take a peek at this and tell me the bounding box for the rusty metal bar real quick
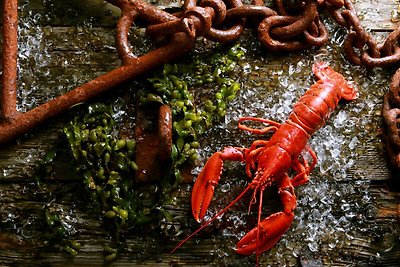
[1,0,19,120]
[0,33,194,145]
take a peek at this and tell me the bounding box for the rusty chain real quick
[143,0,400,169]
[325,0,400,169]
[2,0,400,170]
[145,0,330,51]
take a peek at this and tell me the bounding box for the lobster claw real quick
[236,174,296,255]
[191,147,245,222]
[236,211,294,255]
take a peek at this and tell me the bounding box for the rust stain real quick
[1,0,19,121]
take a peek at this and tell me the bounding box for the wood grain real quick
[1,0,400,266]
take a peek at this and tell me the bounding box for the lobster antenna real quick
[256,187,264,266]
[171,183,254,254]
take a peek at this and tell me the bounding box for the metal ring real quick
[258,15,311,51]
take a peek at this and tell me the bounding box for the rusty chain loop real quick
[146,0,328,51]
[2,0,400,170]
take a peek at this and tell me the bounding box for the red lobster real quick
[172,62,357,262]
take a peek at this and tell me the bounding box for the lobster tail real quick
[312,62,358,101]
[290,62,358,135]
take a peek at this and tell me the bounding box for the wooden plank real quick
[0,181,398,266]
[355,0,400,30]
[0,0,400,266]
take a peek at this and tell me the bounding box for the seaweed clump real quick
[141,44,245,183]
[63,103,156,260]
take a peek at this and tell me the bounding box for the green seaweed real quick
[142,43,245,184]
[63,103,153,231]
[63,103,158,261]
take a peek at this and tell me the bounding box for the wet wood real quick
[1,0,400,266]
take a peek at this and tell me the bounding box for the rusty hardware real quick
[2,0,400,171]
[0,0,337,146]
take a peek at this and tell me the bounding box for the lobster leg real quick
[291,159,311,187]
[238,117,281,135]
[291,146,317,187]
[192,146,246,222]
[236,174,296,255]
[238,117,281,177]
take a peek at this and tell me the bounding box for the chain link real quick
[145,0,329,50]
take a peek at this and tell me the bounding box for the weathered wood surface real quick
[1,0,400,266]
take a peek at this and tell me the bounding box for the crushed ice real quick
[16,3,117,112]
